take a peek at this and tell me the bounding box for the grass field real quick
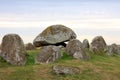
[0,50,120,80]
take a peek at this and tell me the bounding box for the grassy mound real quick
[0,50,120,80]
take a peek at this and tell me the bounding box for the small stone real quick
[25,43,35,50]
[53,65,80,75]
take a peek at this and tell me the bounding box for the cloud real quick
[0,17,120,29]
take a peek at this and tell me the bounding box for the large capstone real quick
[33,24,76,47]
[66,39,90,60]
[90,36,107,55]
[0,34,26,65]
[35,45,62,64]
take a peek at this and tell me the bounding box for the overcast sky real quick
[0,0,120,44]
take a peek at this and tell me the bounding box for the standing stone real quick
[33,24,76,47]
[0,44,1,55]
[0,49,1,56]
[35,45,62,64]
[0,34,26,65]
[66,39,90,60]
[0,44,1,56]
[90,36,107,55]
[118,45,120,48]
[118,45,120,54]
[83,39,89,49]
[25,43,35,50]
[105,43,120,56]
[0,44,1,50]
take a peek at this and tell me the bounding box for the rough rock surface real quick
[105,44,120,56]
[25,43,35,50]
[35,45,62,64]
[0,34,26,65]
[53,65,80,75]
[90,36,107,55]
[33,24,76,47]
[0,50,1,55]
[0,44,1,50]
[0,44,1,55]
[66,39,90,60]
[83,39,89,49]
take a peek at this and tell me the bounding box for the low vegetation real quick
[0,50,120,80]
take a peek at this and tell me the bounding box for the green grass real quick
[0,50,120,80]
[26,50,39,65]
